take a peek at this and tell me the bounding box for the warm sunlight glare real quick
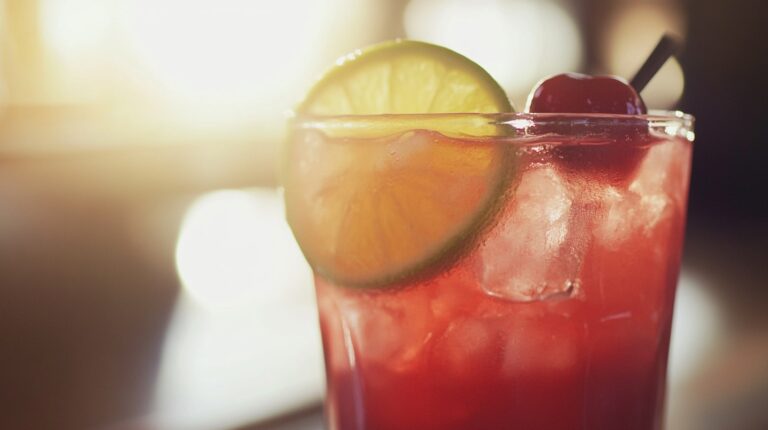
[40,0,112,65]
[39,0,115,100]
[121,0,327,122]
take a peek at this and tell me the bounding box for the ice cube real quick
[337,288,434,372]
[476,167,587,302]
[631,137,691,205]
[593,141,686,248]
[501,312,581,377]
[593,185,669,249]
[432,318,498,381]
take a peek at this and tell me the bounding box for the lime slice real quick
[301,40,512,115]
[284,40,513,287]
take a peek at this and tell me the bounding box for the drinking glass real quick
[287,112,694,430]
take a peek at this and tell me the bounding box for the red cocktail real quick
[283,39,693,430]
[295,114,693,430]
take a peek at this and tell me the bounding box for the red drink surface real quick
[311,126,692,430]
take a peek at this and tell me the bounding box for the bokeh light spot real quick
[603,3,686,109]
[404,0,583,106]
[175,189,312,310]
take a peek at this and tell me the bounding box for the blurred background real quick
[0,0,766,429]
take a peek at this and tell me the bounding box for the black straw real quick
[630,34,681,92]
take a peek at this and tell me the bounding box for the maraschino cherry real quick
[526,73,646,115]
[525,73,648,183]
[524,35,680,184]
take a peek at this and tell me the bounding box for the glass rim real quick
[292,109,692,121]
[290,110,694,141]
